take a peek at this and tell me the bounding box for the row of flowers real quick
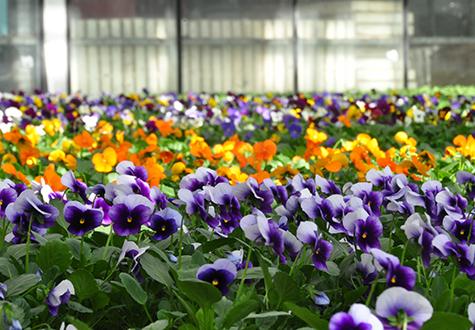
[1,96,474,190]
[1,160,475,329]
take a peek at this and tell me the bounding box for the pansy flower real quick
[296,221,332,270]
[109,194,154,236]
[196,259,237,295]
[148,208,182,241]
[329,303,383,330]
[46,280,75,316]
[375,287,433,330]
[64,201,103,236]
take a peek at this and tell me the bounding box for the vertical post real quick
[66,0,71,93]
[38,0,48,92]
[402,0,409,88]
[176,0,183,94]
[291,0,298,94]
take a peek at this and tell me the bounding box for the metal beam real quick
[403,0,409,88]
[176,0,183,94]
[292,0,299,93]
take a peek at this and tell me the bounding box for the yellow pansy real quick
[92,147,117,173]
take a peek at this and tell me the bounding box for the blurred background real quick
[0,0,474,94]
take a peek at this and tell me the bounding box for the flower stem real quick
[143,304,153,323]
[101,226,113,259]
[448,265,457,312]
[0,219,9,250]
[25,218,33,273]
[177,219,184,271]
[365,280,377,306]
[237,245,253,298]
[80,235,85,267]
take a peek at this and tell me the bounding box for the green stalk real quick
[0,219,9,250]
[80,235,85,267]
[448,265,457,312]
[101,226,113,259]
[365,280,377,306]
[25,218,33,273]
[236,245,253,298]
[177,219,184,271]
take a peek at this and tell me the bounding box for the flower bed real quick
[0,89,474,329]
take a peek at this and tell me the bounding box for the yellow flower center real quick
[362,232,368,239]
[390,276,397,284]
[79,218,85,225]
[212,280,219,286]
[460,230,465,236]
[315,248,320,255]
[161,225,167,232]
[127,217,133,223]
[0,200,3,206]
[223,219,229,223]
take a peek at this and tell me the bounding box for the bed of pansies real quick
[0,87,475,329]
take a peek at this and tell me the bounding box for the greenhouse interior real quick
[1,0,475,329]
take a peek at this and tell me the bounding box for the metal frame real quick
[176,0,183,94]
[402,0,409,88]
[61,0,412,94]
[65,0,71,93]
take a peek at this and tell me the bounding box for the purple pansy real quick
[116,160,148,181]
[296,221,332,270]
[196,259,237,295]
[61,171,88,203]
[109,194,154,236]
[457,171,475,200]
[148,208,182,241]
[0,187,17,217]
[329,303,383,330]
[436,189,467,220]
[371,249,416,290]
[117,240,149,272]
[5,190,59,243]
[375,287,433,330]
[46,280,75,316]
[63,201,103,236]
[343,208,383,252]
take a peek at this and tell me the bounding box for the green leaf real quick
[119,272,148,305]
[284,302,329,330]
[143,320,169,330]
[66,238,91,261]
[140,253,174,288]
[177,280,222,308]
[5,274,41,297]
[269,272,300,308]
[67,301,93,314]
[421,312,471,330]
[69,270,99,301]
[66,316,93,330]
[222,299,259,328]
[0,257,17,278]
[37,240,72,273]
[245,311,291,319]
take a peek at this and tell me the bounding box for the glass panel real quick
[297,0,403,91]
[0,0,42,92]
[408,0,475,86]
[181,0,294,93]
[69,0,177,95]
